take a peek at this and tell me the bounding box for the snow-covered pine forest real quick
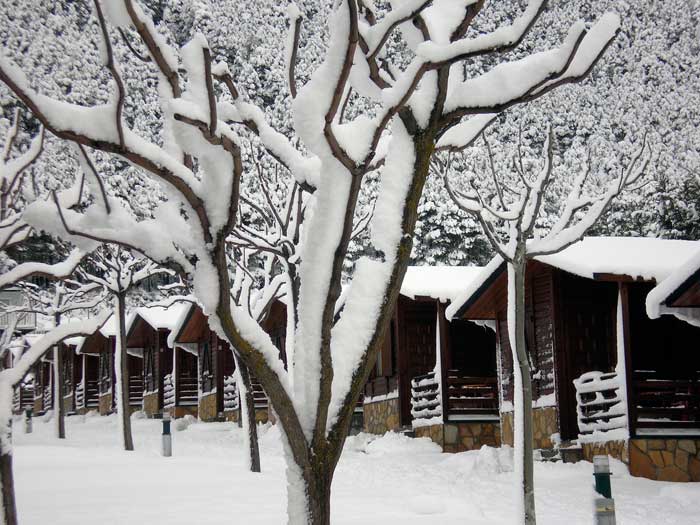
[0,1,699,524]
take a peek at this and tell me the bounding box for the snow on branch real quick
[0,248,86,290]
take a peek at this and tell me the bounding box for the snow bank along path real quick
[12,414,700,524]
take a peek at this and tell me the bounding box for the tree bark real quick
[115,292,134,451]
[53,349,65,439]
[0,423,17,525]
[53,311,65,439]
[236,358,260,473]
[508,260,536,525]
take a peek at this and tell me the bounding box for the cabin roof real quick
[447,237,699,320]
[126,303,189,336]
[98,314,118,337]
[400,265,484,303]
[167,302,199,348]
[646,246,700,325]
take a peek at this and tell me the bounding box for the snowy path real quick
[12,414,700,524]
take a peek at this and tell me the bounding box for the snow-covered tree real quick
[0,1,622,523]
[442,127,650,524]
[78,244,166,451]
[0,313,109,525]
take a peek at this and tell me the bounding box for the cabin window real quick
[62,353,73,396]
[144,346,157,392]
[200,341,214,393]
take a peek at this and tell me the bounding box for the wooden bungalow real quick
[30,357,53,415]
[448,237,700,481]
[362,266,500,452]
[170,301,287,423]
[647,247,700,327]
[125,304,190,418]
[76,316,144,416]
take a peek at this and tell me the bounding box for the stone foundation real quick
[167,406,198,418]
[581,440,629,465]
[33,397,43,415]
[415,421,500,452]
[143,391,160,417]
[98,393,113,415]
[363,396,400,434]
[199,392,218,422]
[629,438,700,482]
[501,407,558,449]
[255,408,268,423]
[223,409,238,423]
[63,395,74,414]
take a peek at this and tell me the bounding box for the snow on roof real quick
[535,237,698,282]
[167,302,197,349]
[646,245,700,326]
[447,237,699,320]
[400,265,484,304]
[98,314,117,337]
[131,303,190,332]
[65,336,86,352]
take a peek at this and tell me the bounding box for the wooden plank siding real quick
[495,263,557,406]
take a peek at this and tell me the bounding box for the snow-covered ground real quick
[12,413,699,524]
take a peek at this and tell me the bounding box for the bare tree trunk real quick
[53,315,65,440]
[115,292,134,451]
[508,260,536,525]
[236,358,260,473]
[0,420,17,525]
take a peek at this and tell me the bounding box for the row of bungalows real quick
[28,300,288,423]
[444,237,700,482]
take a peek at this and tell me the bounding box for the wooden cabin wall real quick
[199,329,218,395]
[397,296,438,426]
[554,273,617,440]
[496,264,557,405]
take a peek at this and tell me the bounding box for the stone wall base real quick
[199,392,218,422]
[581,440,629,465]
[220,407,268,424]
[629,438,700,482]
[63,395,74,414]
[501,407,558,449]
[167,405,198,418]
[33,398,44,415]
[98,393,113,415]
[143,391,160,417]
[579,437,700,482]
[255,408,268,423]
[414,421,500,453]
[224,409,239,423]
[363,397,400,434]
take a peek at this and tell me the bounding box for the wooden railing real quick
[574,371,627,436]
[445,372,498,418]
[177,375,199,406]
[75,381,85,409]
[252,382,268,409]
[634,371,700,431]
[364,376,398,399]
[128,375,143,406]
[43,384,52,410]
[224,374,238,410]
[163,374,175,408]
[85,379,99,408]
[411,371,441,420]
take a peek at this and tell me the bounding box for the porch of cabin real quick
[127,319,167,417]
[75,353,100,414]
[363,295,499,451]
[557,276,700,481]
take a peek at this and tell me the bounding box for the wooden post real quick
[619,283,636,438]
[438,301,450,421]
